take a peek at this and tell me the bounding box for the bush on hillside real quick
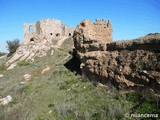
[0,52,6,57]
[147,33,160,36]
[6,39,20,56]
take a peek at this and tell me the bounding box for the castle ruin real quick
[73,19,112,55]
[5,19,75,68]
[23,19,74,44]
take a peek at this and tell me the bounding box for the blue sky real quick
[0,0,160,52]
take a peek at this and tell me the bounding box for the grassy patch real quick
[18,60,30,66]
[126,92,160,118]
[1,37,159,120]
[126,92,142,103]
[58,48,69,53]
[61,38,74,50]
[79,77,90,83]
[0,64,7,72]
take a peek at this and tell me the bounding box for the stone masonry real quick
[73,19,160,94]
[73,19,112,60]
[23,19,74,44]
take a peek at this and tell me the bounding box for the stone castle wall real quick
[73,19,112,59]
[80,35,160,94]
[73,19,160,94]
[24,23,37,43]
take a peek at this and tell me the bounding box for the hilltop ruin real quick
[23,19,74,44]
[6,19,74,69]
[4,18,160,95]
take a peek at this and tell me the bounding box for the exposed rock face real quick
[73,19,160,94]
[6,19,74,69]
[5,41,51,67]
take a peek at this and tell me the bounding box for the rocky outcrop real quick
[73,19,160,94]
[5,41,51,68]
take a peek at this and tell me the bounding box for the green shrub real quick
[59,85,68,90]
[92,112,101,120]
[6,39,20,56]
[136,102,157,114]
[126,92,142,103]
[48,104,54,108]
[64,79,77,85]
[127,92,160,118]
[80,77,89,83]
[92,81,98,87]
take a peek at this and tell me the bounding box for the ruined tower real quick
[73,19,113,54]
[23,19,75,44]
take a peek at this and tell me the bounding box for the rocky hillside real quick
[0,37,149,120]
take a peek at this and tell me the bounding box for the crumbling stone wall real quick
[63,25,75,37]
[23,19,75,44]
[24,23,37,43]
[73,19,160,94]
[68,27,75,37]
[81,35,160,94]
[73,19,112,58]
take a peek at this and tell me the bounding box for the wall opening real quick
[29,25,33,33]
[69,33,71,36]
[50,33,53,35]
[30,37,34,42]
[56,33,60,37]
[81,22,85,27]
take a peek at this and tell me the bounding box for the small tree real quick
[0,52,6,57]
[6,39,20,56]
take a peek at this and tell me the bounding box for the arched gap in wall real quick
[29,25,33,33]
